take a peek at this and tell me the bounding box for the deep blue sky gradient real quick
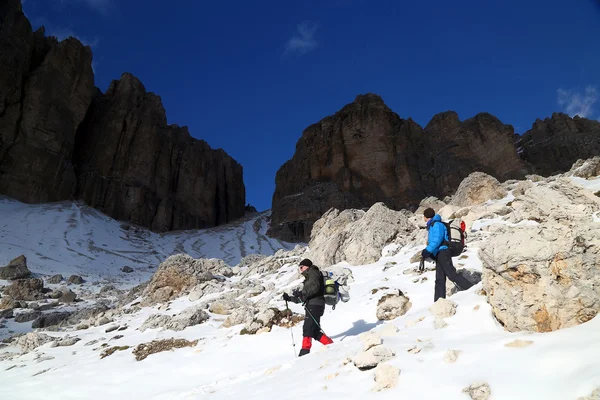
[22,0,600,211]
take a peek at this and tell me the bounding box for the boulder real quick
[352,344,395,371]
[309,203,416,266]
[0,255,31,280]
[51,336,81,348]
[140,305,209,332]
[189,281,225,302]
[372,363,400,391]
[142,254,231,305]
[121,266,134,273]
[209,299,242,315]
[430,298,457,319]
[32,311,71,329]
[16,332,54,353]
[446,269,481,297]
[566,157,600,179]
[376,289,412,321]
[14,310,41,323]
[58,287,77,303]
[47,274,63,284]
[359,332,382,351]
[0,309,14,319]
[450,172,507,207]
[415,196,446,216]
[3,278,44,300]
[242,308,303,335]
[462,382,492,400]
[68,275,84,285]
[578,388,600,400]
[222,306,256,328]
[479,218,600,332]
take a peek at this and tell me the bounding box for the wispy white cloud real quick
[557,86,598,118]
[285,21,319,55]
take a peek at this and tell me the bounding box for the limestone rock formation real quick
[0,1,245,233]
[480,179,600,332]
[308,202,416,266]
[74,73,245,231]
[142,254,231,305]
[270,95,528,242]
[450,172,508,207]
[519,113,600,176]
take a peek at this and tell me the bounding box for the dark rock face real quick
[0,255,31,280]
[269,94,529,242]
[519,113,600,176]
[0,1,246,232]
[74,74,245,231]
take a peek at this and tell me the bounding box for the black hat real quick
[423,208,435,219]
[299,258,313,267]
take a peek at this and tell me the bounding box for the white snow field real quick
[0,176,599,400]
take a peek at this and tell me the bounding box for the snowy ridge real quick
[1,176,600,399]
[0,197,295,287]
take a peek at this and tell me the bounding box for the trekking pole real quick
[285,300,297,358]
[304,305,328,337]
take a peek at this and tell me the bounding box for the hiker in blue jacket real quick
[421,208,473,302]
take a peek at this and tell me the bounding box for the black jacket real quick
[300,265,325,307]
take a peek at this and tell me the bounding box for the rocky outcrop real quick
[269,95,529,242]
[74,73,245,231]
[308,202,416,266]
[142,254,232,305]
[0,1,95,203]
[519,113,600,177]
[0,255,31,280]
[480,179,600,332]
[449,172,507,207]
[0,1,245,232]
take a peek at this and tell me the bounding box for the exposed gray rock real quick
[222,306,256,328]
[142,254,230,305]
[16,332,54,353]
[51,336,80,348]
[0,255,31,280]
[352,345,395,371]
[58,287,77,303]
[14,310,41,323]
[189,281,225,302]
[0,309,14,319]
[121,266,134,273]
[32,312,72,329]
[376,289,412,321]
[3,278,44,300]
[309,203,417,266]
[430,298,457,319]
[46,274,63,284]
[140,305,209,332]
[372,363,400,392]
[68,275,84,285]
[450,172,507,207]
[462,382,491,400]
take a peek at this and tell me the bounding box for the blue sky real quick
[22,0,600,211]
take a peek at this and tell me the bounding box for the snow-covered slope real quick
[0,197,295,287]
[1,176,600,400]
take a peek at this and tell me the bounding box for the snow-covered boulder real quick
[142,254,231,305]
[565,157,600,179]
[463,382,491,400]
[430,298,457,319]
[372,363,400,391]
[140,305,209,332]
[309,203,416,266]
[376,289,412,321]
[16,332,54,353]
[352,344,395,371]
[359,332,382,351]
[450,172,507,207]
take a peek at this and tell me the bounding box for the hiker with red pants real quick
[283,258,333,357]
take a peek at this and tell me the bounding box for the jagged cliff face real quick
[269,95,532,242]
[74,74,245,231]
[0,0,246,232]
[519,112,600,176]
[0,0,95,202]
